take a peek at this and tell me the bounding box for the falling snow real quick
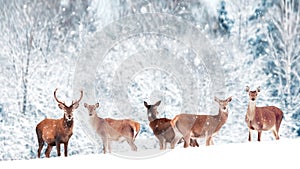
[0,0,300,162]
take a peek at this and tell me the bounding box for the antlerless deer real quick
[35,88,83,158]
[84,103,140,154]
[170,96,232,148]
[245,86,283,141]
[144,100,198,150]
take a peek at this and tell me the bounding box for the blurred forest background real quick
[0,0,299,160]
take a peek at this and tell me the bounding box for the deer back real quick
[102,118,137,140]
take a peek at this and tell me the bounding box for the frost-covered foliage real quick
[219,0,300,139]
[0,0,300,161]
[217,1,234,35]
[0,0,97,160]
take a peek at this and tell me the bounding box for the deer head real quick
[144,100,161,122]
[54,88,83,121]
[84,103,99,116]
[245,86,260,102]
[214,96,232,112]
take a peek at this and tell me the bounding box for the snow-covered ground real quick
[2,138,299,169]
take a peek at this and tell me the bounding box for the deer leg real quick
[190,139,199,147]
[36,129,44,158]
[37,140,44,158]
[163,139,167,150]
[206,136,212,146]
[272,130,279,140]
[257,131,262,141]
[126,138,137,151]
[195,139,199,147]
[189,139,194,147]
[207,137,214,146]
[183,135,191,148]
[170,136,181,149]
[102,138,108,154]
[108,140,112,153]
[64,142,68,157]
[276,115,283,139]
[56,141,61,157]
[159,140,164,150]
[160,137,167,150]
[45,145,53,158]
[275,120,281,140]
[248,129,252,142]
[157,136,164,150]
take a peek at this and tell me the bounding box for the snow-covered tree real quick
[223,0,300,138]
[0,0,96,160]
[262,0,300,136]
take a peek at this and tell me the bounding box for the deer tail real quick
[170,115,179,128]
[36,125,43,144]
[276,110,284,132]
[134,122,140,139]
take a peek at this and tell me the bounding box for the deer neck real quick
[148,110,158,122]
[218,108,228,121]
[247,101,256,121]
[148,115,157,122]
[63,116,73,128]
[90,114,99,124]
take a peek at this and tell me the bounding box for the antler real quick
[54,88,65,105]
[72,90,83,106]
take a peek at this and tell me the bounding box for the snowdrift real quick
[2,138,299,169]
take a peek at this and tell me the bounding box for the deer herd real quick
[36,86,284,158]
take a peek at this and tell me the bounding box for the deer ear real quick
[227,96,232,102]
[58,103,65,110]
[144,101,148,107]
[214,97,220,103]
[154,100,161,107]
[246,86,250,92]
[95,103,100,108]
[84,103,88,108]
[257,86,261,92]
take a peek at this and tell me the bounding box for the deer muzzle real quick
[65,114,73,121]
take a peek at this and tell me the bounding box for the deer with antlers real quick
[144,100,199,150]
[35,88,83,158]
[170,96,232,148]
[245,86,283,141]
[84,102,140,154]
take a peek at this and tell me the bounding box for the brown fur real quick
[144,101,199,150]
[84,103,140,154]
[170,96,232,148]
[245,86,283,141]
[36,89,83,158]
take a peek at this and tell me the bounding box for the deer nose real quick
[68,115,72,119]
[223,107,226,110]
[251,98,255,101]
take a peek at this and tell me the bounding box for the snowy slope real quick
[1,138,299,169]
